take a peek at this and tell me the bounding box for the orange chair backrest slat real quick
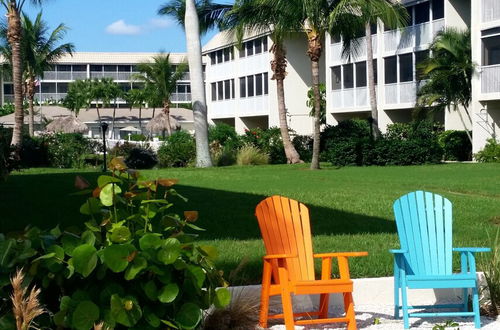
[255,196,316,282]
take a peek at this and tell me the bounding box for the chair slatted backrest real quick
[255,196,316,282]
[393,191,453,276]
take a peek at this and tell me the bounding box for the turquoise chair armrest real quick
[453,247,491,253]
[389,249,408,254]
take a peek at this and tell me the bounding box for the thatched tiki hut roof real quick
[46,116,88,134]
[146,112,179,133]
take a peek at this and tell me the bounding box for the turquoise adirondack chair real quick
[391,191,490,329]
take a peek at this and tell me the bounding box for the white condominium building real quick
[471,0,500,153]
[203,30,322,135]
[0,52,195,106]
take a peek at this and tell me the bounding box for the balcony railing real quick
[42,71,88,80]
[481,64,500,94]
[384,19,444,53]
[385,82,417,105]
[171,93,191,102]
[4,93,67,103]
[483,0,500,23]
[331,87,368,110]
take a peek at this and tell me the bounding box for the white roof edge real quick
[202,29,272,54]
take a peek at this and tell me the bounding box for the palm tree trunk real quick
[185,0,212,167]
[139,105,143,135]
[96,103,102,125]
[307,31,323,170]
[271,43,302,164]
[366,23,380,140]
[7,4,23,149]
[454,104,472,144]
[163,101,172,136]
[111,100,117,139]
[28,79,36,137]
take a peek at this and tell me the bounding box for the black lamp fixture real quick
[101,122,109,172]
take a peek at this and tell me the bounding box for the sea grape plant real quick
[0,157,230,329]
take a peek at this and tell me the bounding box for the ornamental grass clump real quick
[10,269,45,330]
[480,229,500,316]
[236,145,269,165]
[0,157,230,329]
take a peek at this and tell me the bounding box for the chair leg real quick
[278,267,295,330]
[343,292,357,330]
[472,286,481,329]
[462,288,469,312]
[394,276,400,319]
[259,260,272,328]
[401,285,410,329]
[319,293,329,318]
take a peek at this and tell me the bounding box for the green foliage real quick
[475,139,500,163]
[210,142,237,167]
[323,120,443,166]
[480,229,500,316]
[0,159,229,329]
[439,130,472,161]
[432,320,459,330]
[306,83,326,124]
[241,127,286,164]
[208,123,241,150]
[0,126,11,180]
[19,136,50,167]
[125,147,158,169]
[129,134,148,142]
[292,135,313,162]
[0,103,14,116]
[110,141,136,159]
[236,145,269,165]
[157,131,196,167]
[44,133,101,168]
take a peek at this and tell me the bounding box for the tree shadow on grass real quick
[0,171,397,238]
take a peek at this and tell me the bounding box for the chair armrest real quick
[263,254,297,260]
[314,251,368,259]
[389,249,408,254]
[453,247,491,253]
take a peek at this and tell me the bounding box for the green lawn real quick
[1,163,499,285]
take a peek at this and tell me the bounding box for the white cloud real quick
[149,18,173,29]
[105,20,142,35]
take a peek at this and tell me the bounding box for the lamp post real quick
[101,122,109,172]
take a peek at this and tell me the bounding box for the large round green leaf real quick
[103,244,134,273]
[124,256,147,280]
[72,300,99,330]
[187,265,205,290]
[80,197,102,215]
[158,283,179,303]
[100,183,122,207]
[175,303,202,329]
[214,288,231,308]
[97,175,122,188]
[139,234,162,250]
[143,280,158,301]
[144,306,161,327]
[110,226,131,244]
[157,238,181,265]
[110,294,142,327]
[71,244,97,278]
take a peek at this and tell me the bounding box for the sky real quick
[22,0,232,53]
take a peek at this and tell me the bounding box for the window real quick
[119,83,131,92]
[264,73,269,94]
[255,73,263,96]
[57,83,69,93]
[331,66,341,90]
[118,65,131,72]
[483,35,500,65]
[371,23,377,35]
[210,52,216,65]
[246,41,254,56]
[355,62,367,87]
[399,53,413,82]
[415,50,429,79]
[432,0,444,20]
[41,82,56,93]
[331,34,341,44]
[263,37,268,52]
[231,79,235,97]
[414,2,430,24]
[255,39,262,54]
[224,80,231,99]
[178,85,186,93]
[57,65,71,72]
[72,65,86,72]
[247,75,255,96]
[343,64,354,89]
[407,6,414,26]
[223,48,230,62]
[90,65,102,72]
[216,50,223,63]
[104,65,117,72]
[373,59,378,85]
[239,47,245,58]
[217,81,223,100]
[240,77,246,97]
[385,56,397,84]
[3,84,13,95]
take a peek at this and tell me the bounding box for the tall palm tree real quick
[90,78,104,124]
[20,12,74,136]
[133,53,186,137]
[223,0,303,164]
[352,0,407,139]
[125,88,147,135]
[99,78,122,139]
[0,0,46,148]
[417,28,475,144]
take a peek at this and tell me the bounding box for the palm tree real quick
[63,81,87,117]
[125,88,147,135]
[20,12,74,136]
[0,0,46,148]
[90,78,105,124]
[133,53,186,137]
[99,78,122,139]
[223,0,303,164]
[417,28,474,144]
[351,0,407,139]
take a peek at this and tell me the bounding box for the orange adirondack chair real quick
[255,195,368,330]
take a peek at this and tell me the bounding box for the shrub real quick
[19,136,49,167]
[109,141,136,159]
[292,135,313,162]
[0,103,14,116]
[0,126,11,180]
[438,130,472,161]
[43,133,99,168]
[211,142,237,167]
[236,145,269,165]
[209,123,241,150]
[157,130,195,167]
[475,139,500,163]
[129,134,147,142]
[125,147,158,169]
[241,127,286,164]
[0,159,230,329]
